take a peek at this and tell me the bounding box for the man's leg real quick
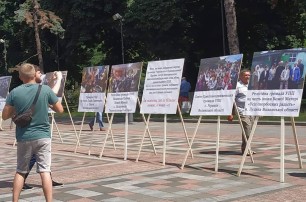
[23,154,36,189]
[240,115,253,154]
[12,172,25,202]
[40,172,53,202]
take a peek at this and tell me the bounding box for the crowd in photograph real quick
[250,59,304,90]
[195,61,240,92]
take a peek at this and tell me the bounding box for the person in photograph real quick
[96,68,108,92]
[215,76,224,90]
[267,64,276,89]
[259,65,269,90]
[297,59,304,79]
[2,63,64,202]
[291,62,301,89]
[207,76,217,90]
[228,69,256,155]
[81,68,95,93]
[273,61,285,89]
[252,65,260,90]
[280,65,290,89]
[110,68,127,93]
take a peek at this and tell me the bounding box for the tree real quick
[15,0,64,72]
[223,0,240,54]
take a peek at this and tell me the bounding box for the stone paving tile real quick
[1,121,306,201]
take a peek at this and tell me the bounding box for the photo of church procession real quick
[1,1,306,201]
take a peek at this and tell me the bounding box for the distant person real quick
[2,63,64,202]
[228,69,256,155]
[89,112,105,131]
[178,77,191,106]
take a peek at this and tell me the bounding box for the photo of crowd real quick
[43,71,68,97]
[80,66,109,93]
[249,49,306,90]
[195,54,242,92]
[0,76,11,99]
[108,62,142,93]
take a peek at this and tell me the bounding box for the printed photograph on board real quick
[190,54,242,116]
[0,76,11,99]
[195,54,242,92]
[43,71,68,97]
[249,48,306,90]
[244,48,306,117]
[108,63,142,93]
[80,66,109,93]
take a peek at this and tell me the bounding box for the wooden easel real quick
[181,102,254,171]
[74,112,116,154]
[136,102,193,166]
[50,95,79,144]
[237,116,303,182]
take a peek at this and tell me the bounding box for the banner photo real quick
[78,66,109,112]
[190,54,242,115]
[140,58,184,114]
[245,48,306,117]
[43,71,68,99]
[105,62,142,113]
[0,76,11,111]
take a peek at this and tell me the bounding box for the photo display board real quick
[0,76,11,111]
[105,62,142,113]
[43,71,68,99]
[140,58,184,114]
[190,54,242,115]
[78,66,109,112]
[245,48,306,117]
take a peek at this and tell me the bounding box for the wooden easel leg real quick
[136,114,153,162]
[177,104,193,158]
[237,116,259,176]
[181,116,202,169]
[63,95,80,145]
[106,113,116,150]
[99,113,114,158]
[163,114,167,166]
[74,112,86,153]
[280,116,285,183]
[215,116,221,172]
[290,117,303,169]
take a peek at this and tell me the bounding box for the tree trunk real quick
[223,0,240,54]
[33,0,44,72]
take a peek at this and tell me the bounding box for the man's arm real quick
[2,104,16,120]
[49,101,64,113]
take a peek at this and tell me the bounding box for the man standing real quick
[179,77,191,105]
[22,65,63,190]
[228,69,255,155]
[2,63,64,202]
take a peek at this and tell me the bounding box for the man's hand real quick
[227,115,234,122]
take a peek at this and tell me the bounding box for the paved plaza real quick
[1,116,306,201]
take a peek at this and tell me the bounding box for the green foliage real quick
[14,0,65,38]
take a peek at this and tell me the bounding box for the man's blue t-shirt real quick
[6,83,59,142]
